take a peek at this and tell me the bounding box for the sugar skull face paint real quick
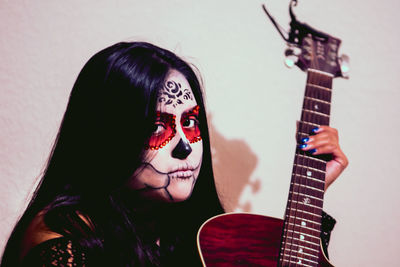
[145,113,176,150]
[181,105,201,144]
[129,70,203,202]
[145,105,201,150]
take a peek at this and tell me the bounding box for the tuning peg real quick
[284,46,301,68]
[339,54,350,78]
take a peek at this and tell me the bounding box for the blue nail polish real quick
[310,148,317,154]
[301,137,309,143]
[312,127,319,133]
[299,144,307,149]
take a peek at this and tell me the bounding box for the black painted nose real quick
[172,138,192,159]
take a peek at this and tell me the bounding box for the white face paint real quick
[128,70,203,202]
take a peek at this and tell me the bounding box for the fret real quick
[286,207,322,219]
[280,245,319,260]
[285,208,322,226]
[282,235,320,248]
[293,164,326,174]
[295,154,327,165]
[285,215,321,233]
[294,154,327,174]
[281,258,316,267]
[292,166,326,181]
[288,199,323,210]
[302,108,330,118]
[298,120,320,128]
[308,68,334,78]
[307,70,333,86]
[291,172,325,190]
[304,96,331,105]
[306,83,331,92]
[288,190,323,207]
[282,236,320,252]
[281,248,319,264]
[281,250,319,263]
[285,222,322,238]
[280,247,319,259]
[304,88,332,106]
[292,174,324,187]
[287,222,321,236]
[293,166,326,181]
[284,229,320,243]
[304,101,330,116]
[298,132,309,137]
[288,206,322,225]
[290,191,324,203]
[285,213,322,228]
[301,110,329,125]
[291,182,324,193]
[289,184,324,201]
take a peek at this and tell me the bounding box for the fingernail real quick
[301,137,309,143]
[310,148,317,154]
[299,144,307,149]
[312,127,319,133]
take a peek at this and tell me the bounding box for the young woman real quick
[1,42,347,266]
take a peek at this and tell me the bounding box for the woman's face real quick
[129,70,203,202]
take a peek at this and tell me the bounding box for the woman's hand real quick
[299,126,348,190]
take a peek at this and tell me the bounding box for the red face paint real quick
[145,106,201,150]
[145,112,176,150]
[181,105,202,144]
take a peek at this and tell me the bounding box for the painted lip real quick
[168,162,199,178]
[169,169,194,179]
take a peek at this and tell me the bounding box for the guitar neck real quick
[279,69,333,266]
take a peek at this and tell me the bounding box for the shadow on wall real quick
[208,115,260,212]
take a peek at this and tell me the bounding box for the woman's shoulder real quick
[20,210,63,259]
[20,209,93,264]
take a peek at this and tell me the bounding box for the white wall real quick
[1,1,399,266]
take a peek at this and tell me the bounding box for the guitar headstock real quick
[285,23,348,78]
[262,0,349,78]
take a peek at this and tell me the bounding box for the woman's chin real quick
[167,176,196,202]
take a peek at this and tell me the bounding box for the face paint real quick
[145,106,202,150]
[132,161,201,202]
[181,105,201,144]
[158,80,194,108]
[145,112,176,150]
[130,70,203,203]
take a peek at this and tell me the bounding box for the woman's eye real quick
[182,118,198,128]
[152,123,166,135]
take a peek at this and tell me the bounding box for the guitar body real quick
[198,213,333,267]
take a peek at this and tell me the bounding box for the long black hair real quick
[1,42,224,266]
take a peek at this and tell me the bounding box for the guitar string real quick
[290,79,310,266]
[304,72,320,267]
[296,72,329,266]
[282,71,332,267]
[295,72,313,266]
[307,73,320,266]
[286,72,313,267]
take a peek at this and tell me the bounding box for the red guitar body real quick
[197,213,333,267]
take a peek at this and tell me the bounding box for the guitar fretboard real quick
[279,69,333,267]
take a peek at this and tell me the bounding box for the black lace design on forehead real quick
[158,80,193,108]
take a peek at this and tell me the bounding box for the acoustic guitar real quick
[197,6,348,267]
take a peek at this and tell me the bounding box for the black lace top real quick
[22,238,87,267]
[21,212,336,266]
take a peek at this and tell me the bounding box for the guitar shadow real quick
[208,116,260,212]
